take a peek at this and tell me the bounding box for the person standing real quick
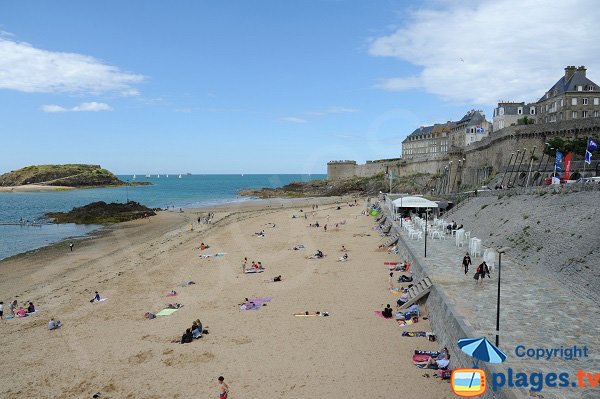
[462,253,472,275]
[0,301,3,321]
[69,242,74,252]
[218,376,229,399]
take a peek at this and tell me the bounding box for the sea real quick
[0,174,324,260]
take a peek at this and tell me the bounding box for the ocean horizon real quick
[0,173,325,260]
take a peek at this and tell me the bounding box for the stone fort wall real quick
[328,118,600,188]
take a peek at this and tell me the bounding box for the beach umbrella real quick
[458,337,507,367]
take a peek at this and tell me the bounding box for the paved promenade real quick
[391,217,600,399]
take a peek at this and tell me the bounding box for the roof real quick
[392,196,438,208]
[402,125,434,142]
[538,68,600,102]
[456,110,486,126]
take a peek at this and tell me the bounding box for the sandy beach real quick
[0,197,452,399]
[0,185,74,192]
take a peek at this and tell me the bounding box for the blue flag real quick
[585,150,592,165]
[555,150,563,171]
[588,138,598,152]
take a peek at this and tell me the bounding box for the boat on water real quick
[166,174,169,178]
[145,174,150,178]
[157,174,160,178]
[178,174,182,178]
[133,174,136,179]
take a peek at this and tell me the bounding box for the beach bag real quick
[428,335,436,342]
[438,369,451,380]
[473,273,480,280]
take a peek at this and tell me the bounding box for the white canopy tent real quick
[391,196,439,220]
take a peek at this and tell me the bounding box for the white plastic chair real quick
[483,249,496,272]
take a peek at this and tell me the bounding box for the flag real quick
[564,153,572,179]
[554,150,563,171]
[588,138,598,152]
[585,150,592,165]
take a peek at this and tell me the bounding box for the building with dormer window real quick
[536,66,600,123]
[401,123,451,160]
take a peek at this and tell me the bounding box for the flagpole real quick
[582,135,590,185]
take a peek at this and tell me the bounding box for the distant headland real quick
[0,164,151,191]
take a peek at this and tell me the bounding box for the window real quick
[499,120,505,129]
[594,98,599,105]
[594,111,599,117]
[588,85,595,91]
[530,107,535,115]
[560,99,564,107]
[582,111,589,118]
[577,85,583,91]
[518,107,523,115]
[499,107,504,115]
[572,111,578,119]
[572,98,578,106]
[583,98,588,105]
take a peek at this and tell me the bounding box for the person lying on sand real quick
[337,253,349,262]
[16,307,27,317]
[293,244,305,250]
[200,242,210,251]
[296,311,329,316]
[166,303,184,309]
[309,250,325,259]
[273,275,282,282]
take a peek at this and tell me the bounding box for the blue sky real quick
[1,1,599,174]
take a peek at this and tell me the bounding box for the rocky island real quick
[46,201,156,224]
[0,164,150,191]
[239,173,432,198]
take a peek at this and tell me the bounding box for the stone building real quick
[536,66,600,123]
[492,101,537,131]
[401,123,451,160]
[449,109,491,147]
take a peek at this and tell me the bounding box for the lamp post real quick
[495,247,510,347]
[424,209,430,258]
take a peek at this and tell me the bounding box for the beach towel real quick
[401,331,428,337]
[166,293,177,297]
[241,297,272,311]
[414,350,440,357]
[397,318,414,327]
[373,310,395,320]
[92,298,108,304]
[156,308,179,316]
[389,288,401,295]
[412,354,432,363]
[294,312,329,317]
[244,269,264,274]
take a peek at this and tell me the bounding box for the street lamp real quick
[495,247,510,347]
[424,209,430,258]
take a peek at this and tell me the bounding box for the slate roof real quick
[402,125,434,142]
[538,68,600,102]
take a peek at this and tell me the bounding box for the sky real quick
[1,0,599,174]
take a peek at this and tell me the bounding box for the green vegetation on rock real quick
[46,201,156,224]
[0,164,150,188]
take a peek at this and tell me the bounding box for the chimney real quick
[565,65,577,80]
[577,65,587,77]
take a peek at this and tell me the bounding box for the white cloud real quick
[0,37,144,95]
[280,116,307,124]
[41,104,68,113]
[368,0,600,105]
[41,102,113,113]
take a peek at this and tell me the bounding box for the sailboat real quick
[133,174,136,179]
[166,174,169,178]
[178,174,182,178]
[157,174,160,178]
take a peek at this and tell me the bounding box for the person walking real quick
[69,242,74,252]
[474,262,491,286]
[462,253,472,275]
[218,376,229,399]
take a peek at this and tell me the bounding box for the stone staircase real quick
[398,276,433,310]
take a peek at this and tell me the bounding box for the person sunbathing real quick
[424,355,450,370]
[396,290,410,307]
[293,244,305,250]
[273,275,282,282]
[382,304,393,318]
[338,253,349,261]
[397,275,413,283]
[48,318,62,330]
[315,250,324,258]
[166,303,183,309]
[181,328,193,344]
[15,307,27,317]
[191,322,202,339]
